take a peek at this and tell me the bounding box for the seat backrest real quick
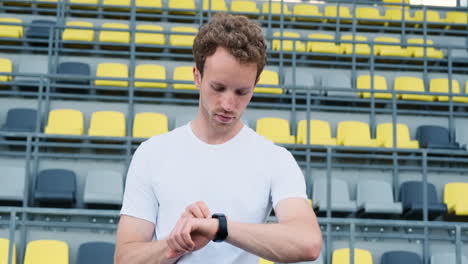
[0,165,26,201]
[85,170,123,196]
[357,75,387,90]
[444,182,468,210]
[429,78,460,94]
[133,112,169,138]
[36,169,76,193]
[381,250,422,264]
[431,253,468,264]
[0,238,16,264]
[96,63,128,78]
[90,111,125,132]
[324,6,352,17]
[262,2,291,14]
[332,248,373,264]
[230,0,259,12]
[257,70,279,86]
[336,121,371,144]
[24,240,68,264]
[297,120,333,143]
[47,109,84,130]
[394,76,425,92]
[376,123,412,146]
[77,242,115,264]
[313,178,352,205]
[356,7,381,18]
[399,181,439,208]
[414,10,441,21]
[173,66,194,81]
[203,0,227,10]
[357,180,395,206]
[416,125,450,146]
[256,117,291,138]
[65,21,93,30]
[3,108,37,132]
[445,11,468,23]
[57,62,90,76]
[102,22,129,30]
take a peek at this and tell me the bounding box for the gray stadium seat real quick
[25,20,56,46]
[321,74,356,97]
[399,181,447,220]
[77,241,115,264]
[356,180,402,217]
[313,178,357,215]
[0,165,25,205]
[416,125,461,150]
[84,170,123,209]
[381,250,422,264]
[56,62,91,85]
[34,169,76,208]
[431,253,468,264]
[1,108,37,133]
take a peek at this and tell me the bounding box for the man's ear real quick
[193,66,201,89]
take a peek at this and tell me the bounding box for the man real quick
[115,13,322,264]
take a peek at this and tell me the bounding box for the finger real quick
[181,219,195,250]
[174,218,193,251]
[166,249,185,259]
[188,204,205,218]
[170,219,190,252]
[196,201,212,218]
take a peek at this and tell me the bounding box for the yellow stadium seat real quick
[0,18,23,39]
[103,0,130,11]
[256,117,295,144]
[70,0,99,9]
[414,10,444,26]
[460,81,468,103]
[255,70,282,94]
[173,66,196,90]
[407,38,443,59]
[170,26,197,48]
[203,0,227,12]
[332,248,373,264]
[230,0,259,16]
[62,21,94,43]
[272,31,306,52]
[37,0,59,8]
[307,34,341,54]
[324,6,353,23]
[337,121,378,147]
[296,120,337,145]
[24,240,68,264]
[382,0,410,9]
[373,37,412,57]
[258,258,274,264]
[134,64,167,88]
[44,109,84,136]
[383,9,414,25]
[3,0,31,7]
[95,63,129,87]
[445,11,467,27]
[357,75,392,99]
[99,23,130,45]
[429,78,462,102]
[341,35,371,55]
[394,76,434,101]
[444,182,468,216]
[136,0,162,13]
[262,2,292,20]
[356,7,385,25]
[376,123,419,149]
[0,238,16,264]
[293,4,323,22]
[135,25,165,46]
[168,0,196,15]
[88,111,126,137]
[133,112,168,138]
[0,58,13,82]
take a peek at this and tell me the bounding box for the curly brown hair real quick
[193,13,267,81]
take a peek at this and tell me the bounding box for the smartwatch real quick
[212,213,228,242]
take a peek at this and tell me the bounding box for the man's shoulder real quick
[141,124,189,149]
[243,126,291,157]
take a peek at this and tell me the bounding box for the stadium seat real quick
[407,38,443,59]
[84,170,123,208]
[88,111,126,137]
[399,181,447,220]
[2,108,37,133]
[293,4,323,22]
[383,8,414,25]
[255,70,282,94]
[373,37,412,57]
[381,251,422,264]
[272,31,306,53]
[203,0,228,12]
[445,11,467,28]
[24,240,68,264]
[0,58,13,82]
[0,238,16,264]
[394,76,434,101]
[313,178,357,214]
[322,74,353,97]
[307,34,341,54]
[102,0,130,11]
[258,258,273,264]
[0,17,23,39]
[356,7,385,25]
[416,125,460,149]
[168,0,196,15]
[376,123,419,149]
[444,182,468,216]
[135,25,165,46]
[324,6,353,23]
[134,64,167,88]
[261,2,292,20]
[230,0,259,17]
[336,121,378,147]
[77,242,115,264]
[44,109,84,136]
[69,0,99,9]
[34,169,76,208]
[296,120,337,145]
[170,26,197,48]
[256,117,295,144]
[429,78,462,102]
[99,23,130,45]
[56,62,91,85]
[414,10,444,26]
[356,75,392,99]
[340,35,371,55]
[136,0,162,13]
[25,20,56,45]
[0,166,25,205]
[431,253,468,264]
[357,180,403,216]
[62,21,94,43]
[173,66,196,90]
[332,248,372,264]
[133,112,169,138]
[95,63,129,87]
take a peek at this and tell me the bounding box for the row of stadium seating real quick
[1,108,464,150]
[0,238,114,264]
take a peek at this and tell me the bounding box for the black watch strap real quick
[212,213,228,242]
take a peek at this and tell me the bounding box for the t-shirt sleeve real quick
[120,142,159,224]
[270,147,308,208]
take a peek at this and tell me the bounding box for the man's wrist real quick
[212,213,228,242]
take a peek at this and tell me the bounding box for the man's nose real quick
[221,93,235,112]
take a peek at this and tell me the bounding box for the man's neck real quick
[191,115,243,145]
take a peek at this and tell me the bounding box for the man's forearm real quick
[225,221,322,263]
[115,239,179,264]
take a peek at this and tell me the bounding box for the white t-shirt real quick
[120,123,307,264]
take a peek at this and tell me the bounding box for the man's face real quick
[194,47,257,130]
